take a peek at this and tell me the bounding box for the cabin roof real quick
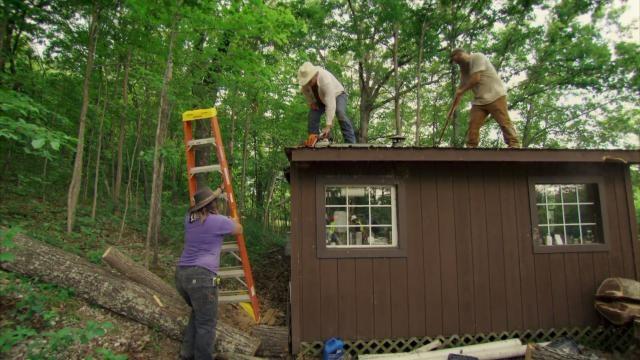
[286,145,640,164]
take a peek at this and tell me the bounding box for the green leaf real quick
[50,139,60,151]
[0,253,15,262]
[31,138,46,149]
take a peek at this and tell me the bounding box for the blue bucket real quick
[322,337,345,360]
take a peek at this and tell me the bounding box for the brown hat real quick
[189,186,223,212]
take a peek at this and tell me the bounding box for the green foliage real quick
[0,226,20,262]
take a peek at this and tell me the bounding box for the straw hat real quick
[297,62,320,87]
[189,186,223,212]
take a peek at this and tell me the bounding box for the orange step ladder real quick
[181,107,260,322]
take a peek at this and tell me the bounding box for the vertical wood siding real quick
[291,162,638,351]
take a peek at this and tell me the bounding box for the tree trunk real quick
[102,246,182,304]
[251,325,288,358]
[0,232,260,355]
[415,21,426,146]
[393,26,401,138]
[92,73,110,220]
[146,15,178,268]
[115,48,132,204]
[117,107,141,242]
[67,3,100,233]
[240,102,253,210]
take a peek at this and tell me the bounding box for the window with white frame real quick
[325,185,397,247]
[534,183,603,246]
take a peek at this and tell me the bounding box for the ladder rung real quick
[217,266,245,279]
[222,242,239,252]
[189,165,221,175]
[219,290,250,303]
[188,138,216,148]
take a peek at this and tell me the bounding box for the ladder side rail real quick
[210,116,261,322]
[183,121,197,203]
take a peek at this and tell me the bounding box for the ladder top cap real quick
[182,108,217,122]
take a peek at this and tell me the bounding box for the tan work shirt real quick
[301,68,345,126]
[465,53,506,105]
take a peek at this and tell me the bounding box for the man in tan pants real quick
[447,49,521,148]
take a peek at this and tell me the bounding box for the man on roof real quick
[297,62,357,146]
[447,49,521,149]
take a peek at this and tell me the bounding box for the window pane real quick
[565,225,581,245]
[545,185,561,203]
[548,226,565,245]
[547,205,564,225]
[326,227,348,246]
[537,205,548,225]
[370,227,393,245]
[326,208,348,226]
[371,207,392,226]
[563,204,579,224]
[348,225,368,245]
[579,184,598,203]
[535,185,546,204]
[347,187,368,205]
[580,205,598,224]
[370,187,392,205]
[561,185,577,203]
[326,187,346,205]
[350,207,370,225]
[537,225,550,245]
[581,225,601,244]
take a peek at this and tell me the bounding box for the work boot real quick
[303,134,318,147]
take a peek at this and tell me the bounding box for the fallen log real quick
[360,339,525,359]
[251,325,288,357]
[102,246,183,305]
[0,233,260,355]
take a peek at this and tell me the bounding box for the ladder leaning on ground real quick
[181,107,261,322]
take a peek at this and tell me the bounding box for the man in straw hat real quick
[447,49,521,148]
[175,185,242,360]
[297,62,357,146]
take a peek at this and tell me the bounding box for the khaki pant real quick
[467,96,521,148]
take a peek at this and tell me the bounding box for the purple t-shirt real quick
[178,214,236,274]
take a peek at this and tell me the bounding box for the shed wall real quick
[289,162,639,353]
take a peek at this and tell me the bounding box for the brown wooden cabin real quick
[285,146,640,355]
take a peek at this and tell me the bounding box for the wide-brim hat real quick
[297,62,320,87]
[189,186,223,212]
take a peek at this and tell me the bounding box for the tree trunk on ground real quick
[251,325,288,358]
[67,3,100,233]
[115,48,132,205]
[102,246,182,305]
[146,15,178,268]
[0,232,260,355]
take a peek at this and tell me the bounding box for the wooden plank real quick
[452,168,475,334]
[421,172,443,336]
[603,169,625,277]
[337,259,357,339]
[578,253,598,326]
[613,168,636,279]
[498,168,523,330]
[389,258,409,338]
[564,253,583,326]
[319,259,338,339]
[373,258,391,339]
[436,171,459,335]
[406,172,426,336]
[355,258,374,339]
[622,166,640,279]
[514,167,539,330]
[290,165,302,353]
[300,170,321,341]
[484,170,508,331]
[548,253,569,326]
[468,169,492,334]
[533,254,554,328]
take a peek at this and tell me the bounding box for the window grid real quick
[325,185,396,248]
[538,184,597,245]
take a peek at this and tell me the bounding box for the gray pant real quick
[175,266,218,360]
[308,93,356,143]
